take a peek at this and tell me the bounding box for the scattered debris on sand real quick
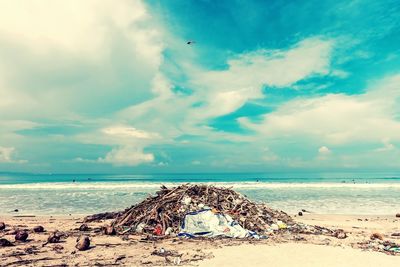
[356,240,400,255]
[84,211,123,223]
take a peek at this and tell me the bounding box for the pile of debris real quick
[87,184,294,236]
[85,184,348,239]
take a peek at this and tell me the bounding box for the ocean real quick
[1,172,399,216]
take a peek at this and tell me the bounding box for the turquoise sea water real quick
[0,172,399,215]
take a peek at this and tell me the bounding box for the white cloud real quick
[194,37,333,89]
[97,37,337,169]
[0,0,155,55]
[74,124,160,166]
[0,146,26,163]
[186,37,334,121]
[0,146,14,162]
[0,0,163,120]
[240,74,400,145]
[98,146,154,166]
[318,146,331,154]
[0,0,166,166]
[317,146,332,160]
[102,126,158,139]
[117,37,336,147]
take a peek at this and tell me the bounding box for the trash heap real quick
[109,184,294,236]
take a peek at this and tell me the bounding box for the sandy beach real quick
[1,213,399,266]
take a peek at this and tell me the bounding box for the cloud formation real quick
[98,147,154,166]
[240,75,400,145]
[1,0,399,172]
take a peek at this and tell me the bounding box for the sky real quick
[1,0,400,174]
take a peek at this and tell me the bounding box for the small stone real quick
[47,232,61,243]
[103,226,116,235]
[396,213,400,218]
[298,211,303,216]
[15,230,29,242]
[0,238,13,247]
[370,232,384,240]
[391,233,400,237]
[33,226,45,233]
[79,224,89,231]
[0,222,5,230]
[76,236,90,251]
[13,209,19,212]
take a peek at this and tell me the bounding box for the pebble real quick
[298,211,303,216]
[0,238,13,247]
[0,222,5,230]
[15,230,29,242]
[76,236,90,251]
[396,213,400,218]
[33,225,45,233]
[47,232,61,243]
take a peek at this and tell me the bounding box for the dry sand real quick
[198,243,400,267]
[0,214,399,266]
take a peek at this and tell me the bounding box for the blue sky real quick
[1,0,400,173]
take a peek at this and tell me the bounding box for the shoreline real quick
[2,181,399,216]
[2,181,400,188]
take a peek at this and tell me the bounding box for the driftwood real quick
[83,211,123,223]
[85,184,349,239]
[109,184,293,235]
[4,257,58,266]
